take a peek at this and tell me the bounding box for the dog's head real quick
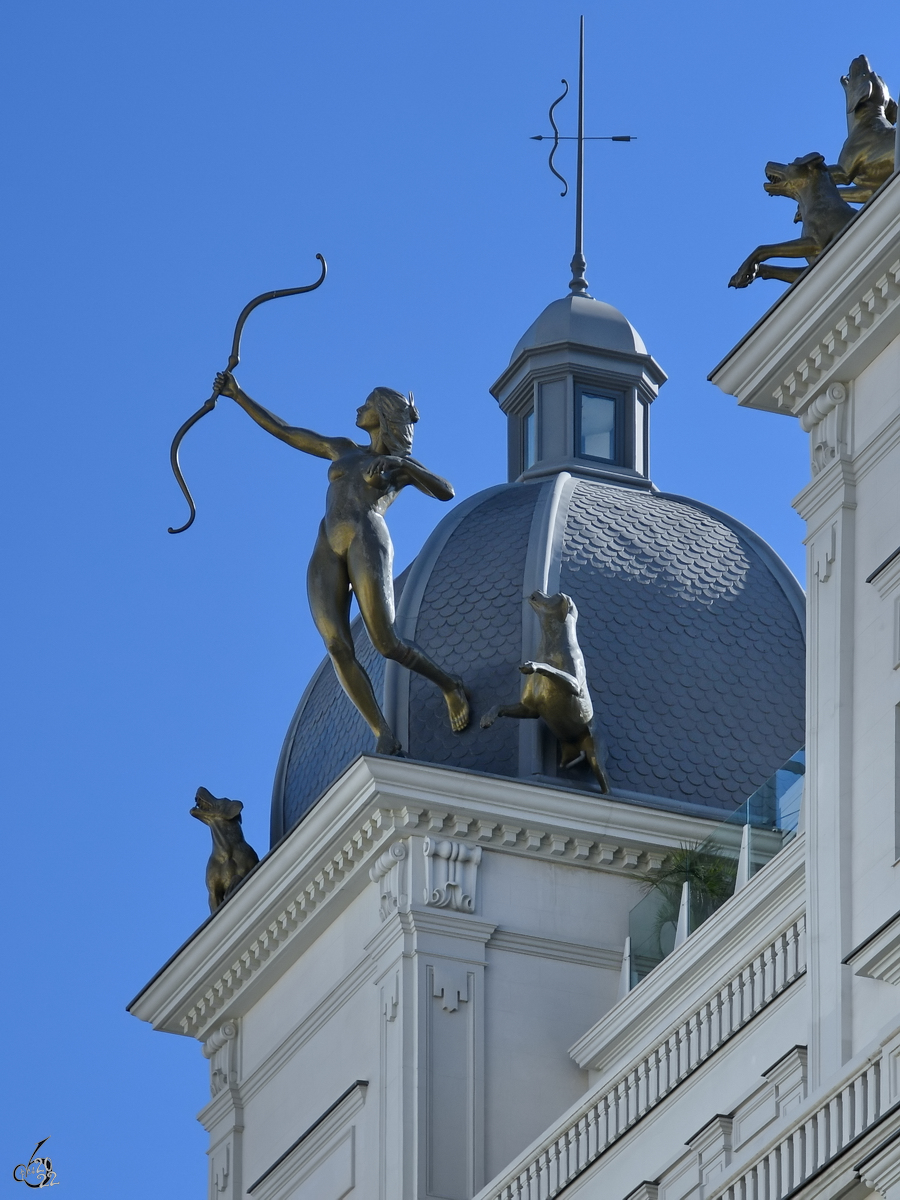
[528,590,577,623]
[841,54,895,118]
[191,786,244,826]
[764,154,827,198]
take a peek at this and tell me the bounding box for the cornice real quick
[569,832,805,1074]
[495,353,662,416]
[197,1084,244,1135]
[488,928,621,971]
[492,340,666,402]
[709,173,900,416]
[396,907,497,948]
[128,757,741,1041]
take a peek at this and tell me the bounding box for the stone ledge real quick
[129,756,732,1040]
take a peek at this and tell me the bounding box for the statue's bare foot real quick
[443,680,470,733]
[376,732,403,756]
[480,707,499,730]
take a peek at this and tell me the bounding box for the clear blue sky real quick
[3,1,896,1195]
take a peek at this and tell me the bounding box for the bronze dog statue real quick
[480,590,610,791]
[828,55,897,204]
[729,153,856,288]
[191,786,259,912]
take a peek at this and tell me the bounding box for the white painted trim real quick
[475,916,806,1200]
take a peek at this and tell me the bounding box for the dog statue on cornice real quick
[191,786,260,912]
[828,54,897,205]
[728,153,856,289]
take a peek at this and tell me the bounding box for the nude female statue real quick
[214,372,470,755]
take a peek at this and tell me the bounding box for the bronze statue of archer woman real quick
[214,371,470,754]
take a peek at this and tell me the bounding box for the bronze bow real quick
[167,253,327,534]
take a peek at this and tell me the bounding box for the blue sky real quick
[3,1,897,1195]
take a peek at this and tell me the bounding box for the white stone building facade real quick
[130,169,900,1200]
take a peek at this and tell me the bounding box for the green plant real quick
[644,841,738,937]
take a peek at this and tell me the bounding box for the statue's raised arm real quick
[215,371,354,460]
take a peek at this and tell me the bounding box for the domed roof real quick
[271,475,805,842]
[510,294,648,364]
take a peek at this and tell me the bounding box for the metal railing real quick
[484,918,807,1200]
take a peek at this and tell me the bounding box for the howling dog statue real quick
[829,54,897,205]
[480,590,610,791]
[191,786,260,912]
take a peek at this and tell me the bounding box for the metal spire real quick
[569,16,589,296]
[532,16,635,295]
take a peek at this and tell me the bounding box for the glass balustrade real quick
[625,749,804,989]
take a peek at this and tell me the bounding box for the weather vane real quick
[532,16,635,296]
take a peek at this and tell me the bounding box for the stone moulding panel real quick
[247,1081,367,1200]
[487,928,621,971]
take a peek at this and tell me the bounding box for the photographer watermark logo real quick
[13,1138,59,1188]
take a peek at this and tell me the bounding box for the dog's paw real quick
[728,261,759,289]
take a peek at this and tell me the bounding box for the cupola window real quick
[578,389,618,462]
[523,408,537,469]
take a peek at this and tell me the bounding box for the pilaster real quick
[794,455,857,1087]
[198,1020,244,1200]
[367,835,495,1200]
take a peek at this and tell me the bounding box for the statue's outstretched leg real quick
[308,532,402,755]
[348,539,469,733]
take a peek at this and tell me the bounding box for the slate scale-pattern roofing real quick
[272,476,805,844]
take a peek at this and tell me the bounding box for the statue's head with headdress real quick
[367,387,420,456]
